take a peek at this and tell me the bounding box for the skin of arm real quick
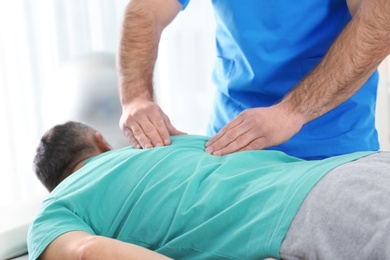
[205,0,390,156]
[39,231,277,260]
[39,231,173,260]
[118,0,185,150]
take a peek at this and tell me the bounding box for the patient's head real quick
[33,121,111,192]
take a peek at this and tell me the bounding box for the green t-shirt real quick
[27,135,373,260]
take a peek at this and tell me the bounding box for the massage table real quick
[0,196,45,260]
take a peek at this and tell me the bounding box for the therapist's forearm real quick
[117,1,160,105]
[279,0,390,122]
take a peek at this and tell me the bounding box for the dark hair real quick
[33,121,97,191]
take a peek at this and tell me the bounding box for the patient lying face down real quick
[28,121,390,260]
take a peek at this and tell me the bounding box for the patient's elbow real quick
[75,236,101,260]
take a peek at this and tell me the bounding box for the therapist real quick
[117,0,390,159]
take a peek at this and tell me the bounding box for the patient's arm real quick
[40,231,172,260]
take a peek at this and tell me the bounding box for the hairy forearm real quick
[281,0,390,122]
[117,1,160,104]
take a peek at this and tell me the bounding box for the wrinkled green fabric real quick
[28,135,374,260]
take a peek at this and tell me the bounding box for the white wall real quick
[155,1,215,135]
[0,0,129,205]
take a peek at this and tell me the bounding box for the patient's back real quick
[28,135,372,260]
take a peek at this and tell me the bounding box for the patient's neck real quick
[72,158,89,173]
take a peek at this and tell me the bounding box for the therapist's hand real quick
[205,104,305,156]
[120,99,186,149]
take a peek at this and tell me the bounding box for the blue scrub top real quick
[178,0,379,159]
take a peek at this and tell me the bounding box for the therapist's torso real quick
[179,0,380,159]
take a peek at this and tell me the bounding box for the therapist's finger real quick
[123,126,142,149]
[210,128,268,156]
[130,119,155,149]
[238,138,267,152]
[209,128,256,156]
[147,109,172,147]
[206,118,242,145]
[139,123,162,148]
[126,105,167,148]
[205,117,246,153]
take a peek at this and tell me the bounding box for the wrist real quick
[274,101,307,129]
[120,89,153,107]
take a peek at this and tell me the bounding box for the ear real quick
[94,132,113,153]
